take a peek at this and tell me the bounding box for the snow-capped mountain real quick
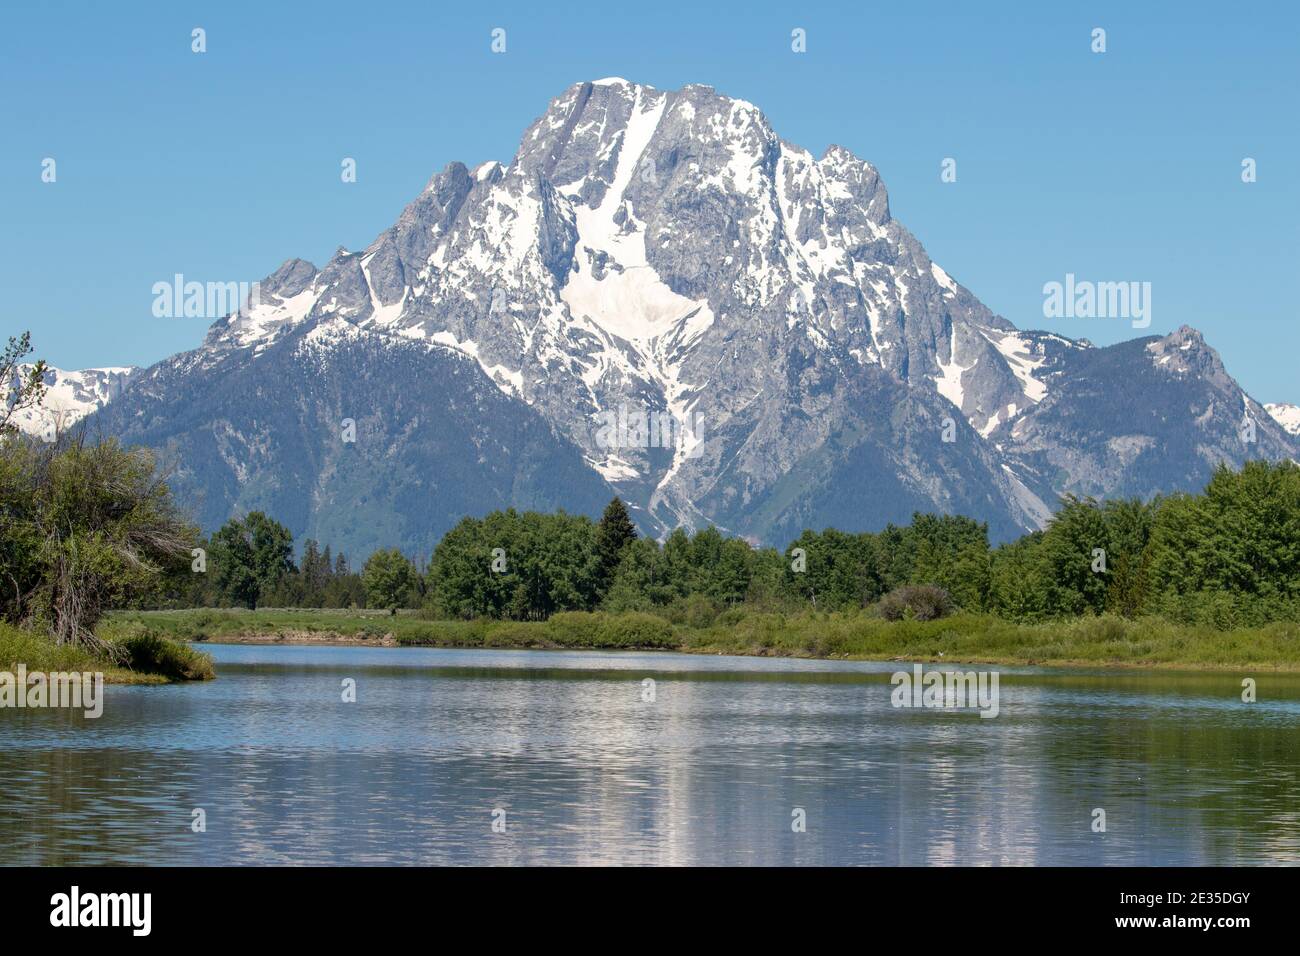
[11,365,137,439]
[84,78,1297,556]
[992,325,1296,503]
[1266,403,1300,436]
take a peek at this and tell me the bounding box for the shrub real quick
[716,607,747,627]
[598,612,676,648]
[547,611,606,644]
[1066,613,1130,644]
[483,621,549,647]
[877,584,953,622]
[113,627,215,680]
[656,594,721,629]
[1,436,197,655]
[395,618,488,646]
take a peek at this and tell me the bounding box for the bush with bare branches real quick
[0,433,197,657]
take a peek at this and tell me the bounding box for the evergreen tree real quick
[1099,498,1158,616]
[595,497,638,593]
[602,537,663,611]
[987,532,1047,620]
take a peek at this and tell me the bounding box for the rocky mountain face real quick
[992,326,1297,503]
[77,78,1296,555]
[90,318,615,558]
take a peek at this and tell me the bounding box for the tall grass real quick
[110,607,1300,670]
[0,620,214,684]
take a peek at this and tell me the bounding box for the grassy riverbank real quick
[109,607,1300,671]
[0,621,216,684]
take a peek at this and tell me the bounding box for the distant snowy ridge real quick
[10,365,137,438]
[1266,403,1300,436]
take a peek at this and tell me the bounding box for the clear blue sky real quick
[3,0,1297,400]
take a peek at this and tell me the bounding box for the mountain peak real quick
[1144,324,1232,387]
[1169,324,1206,345]
[87,78,1298,554]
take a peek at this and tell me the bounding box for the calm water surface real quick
[2,643,1297,865]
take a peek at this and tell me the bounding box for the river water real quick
[1,643,1297,865]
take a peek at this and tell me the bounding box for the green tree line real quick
[4,326,1297,633]
[161,463,1299,630]
[8,441,1298,631]
[178,514,372,611]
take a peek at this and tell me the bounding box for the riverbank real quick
[0,621,216,684]
[110,608,1300,671]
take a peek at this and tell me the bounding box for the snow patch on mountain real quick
[1265,402,1300,436]
[931,263,958,297]
[233,287,319,350]
[983,328,1049,403]
[934,327,972,409]
[426,330,526,398]
[9,365,138,437]
[560,87,693,343]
